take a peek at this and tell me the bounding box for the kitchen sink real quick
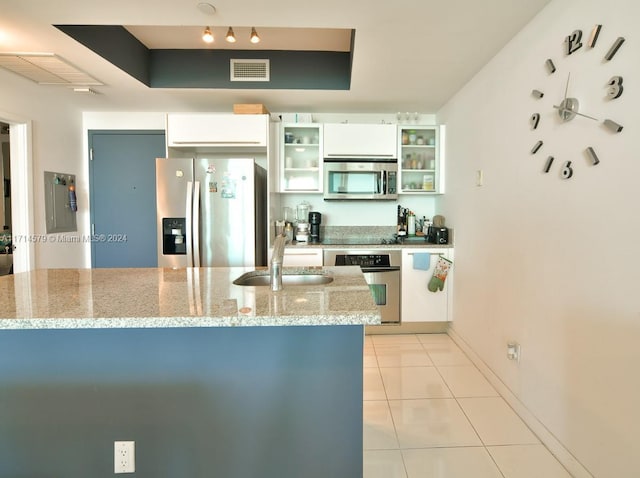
[233,270,333,287]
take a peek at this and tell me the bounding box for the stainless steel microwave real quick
[323,159,398,200]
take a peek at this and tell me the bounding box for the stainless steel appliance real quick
[323,159,398,200]
[324,249,401,324]
[156,157,267,268]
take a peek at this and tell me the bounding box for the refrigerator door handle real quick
[192,181,201,267]
[186,181,194,267]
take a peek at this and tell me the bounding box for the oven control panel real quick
[334,254,391,267]
[324,249,402,268]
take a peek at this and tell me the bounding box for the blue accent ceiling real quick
[55,25,150,85]
[54,25,353,90]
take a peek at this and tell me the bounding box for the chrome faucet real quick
[270,234,287,291]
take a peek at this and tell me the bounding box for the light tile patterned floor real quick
[363,334,573,478]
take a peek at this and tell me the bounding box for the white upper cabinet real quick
[398,125,443,194]
[280,123,323,193]
[323,123,397,158]
[167,113,268,147]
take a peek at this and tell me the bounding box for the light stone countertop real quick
[0,266,380,330]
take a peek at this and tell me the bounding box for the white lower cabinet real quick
[401,248,453,323]
[282,248,323,267]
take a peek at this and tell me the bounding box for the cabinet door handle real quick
[172,141,261,145]
[325,153,395,158]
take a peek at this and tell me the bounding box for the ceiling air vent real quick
[0,53,102,86]
[230,59,270,82]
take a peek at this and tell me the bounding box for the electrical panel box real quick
[44,171,77,233]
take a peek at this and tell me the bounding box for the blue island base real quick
[0,325,364,478]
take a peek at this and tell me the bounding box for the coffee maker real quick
[309,211,322,243]
[426,214,449,245]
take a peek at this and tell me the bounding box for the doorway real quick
[0,122,11,275]
[0,117,33,274]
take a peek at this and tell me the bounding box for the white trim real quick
[0,111,34,272]
[448,326,594,478]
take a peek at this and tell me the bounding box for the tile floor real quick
[363,333,573,478]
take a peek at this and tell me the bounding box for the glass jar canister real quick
[401,131,409,145]
[408,130,417,145]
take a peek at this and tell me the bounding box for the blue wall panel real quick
[0,326,363,477]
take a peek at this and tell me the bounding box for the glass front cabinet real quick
[398,125,443,194]
[280,123,323,193]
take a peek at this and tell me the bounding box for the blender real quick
[295,202,310,242]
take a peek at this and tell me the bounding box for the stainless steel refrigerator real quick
[156,157,267,268]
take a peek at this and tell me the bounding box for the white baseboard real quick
[366,321,449,335]
[447,326,593,478]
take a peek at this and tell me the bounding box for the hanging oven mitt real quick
[428,256,453,292]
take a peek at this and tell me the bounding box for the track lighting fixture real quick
[250,27,260,44]
[203,26,261,44]
[225,27,236,43]
[202,26,214,43]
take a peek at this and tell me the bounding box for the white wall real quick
[0,69,86,269]
[437,1,639,476]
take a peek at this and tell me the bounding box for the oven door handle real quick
[361,266,400,273]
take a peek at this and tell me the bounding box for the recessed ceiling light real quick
[196,3,216,15]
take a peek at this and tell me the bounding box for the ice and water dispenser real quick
[162,217,186,255]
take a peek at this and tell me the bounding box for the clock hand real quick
[563,72,571,102]
[553,104,599,121]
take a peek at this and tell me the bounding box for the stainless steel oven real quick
[324,249,401,324]
[323,159,398,200]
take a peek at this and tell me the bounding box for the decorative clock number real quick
[607,76,623,99]
[529,23,626,180]
[530,113,540,130]
[566,30,583,55]
[561,161,573,179]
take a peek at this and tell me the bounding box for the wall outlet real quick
[114,441,135,474]
[507,342,521,362]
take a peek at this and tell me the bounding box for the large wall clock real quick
[529,24,625,179]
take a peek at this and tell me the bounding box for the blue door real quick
[89,131,165,268]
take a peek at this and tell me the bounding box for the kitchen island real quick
[0,266,379,478]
